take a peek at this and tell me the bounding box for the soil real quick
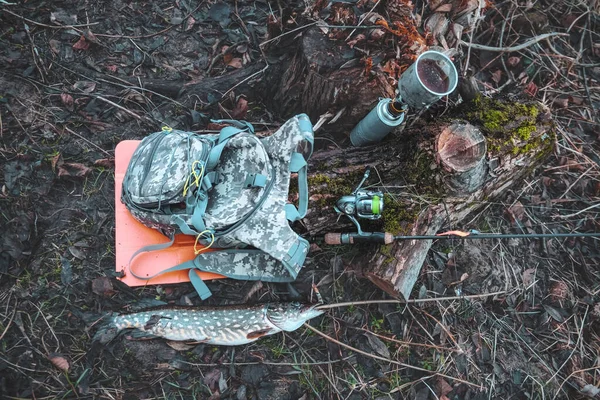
[1,1,600,400]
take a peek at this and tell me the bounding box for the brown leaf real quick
[83,29,98,44]
[61,93,74,108]
[185,16,196,31]
[309,243,322,253]
[51,153,63,173]
[57,163,92,178]
[506,201,526,224]
[204,369,221,391]
[553,97,569,108]
[94,158,115,169]
[231,97,248,119]
[490,69,502,85]
[568,96,585,105]
[72,35,90,50]
[437,377,453,396]
[507,56,520,67]
[48,354,70,372]
[166,341,196,351]
[92,276,115,297]
[227,57,243,69]
[549,281,570,301]
[522,268,536,287]
[524,81,538,97]
[49,39,62,55]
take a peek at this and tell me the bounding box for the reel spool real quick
[333,167,383,235]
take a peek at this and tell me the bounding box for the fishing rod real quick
[325,167,600,245]
[324,229,600,245]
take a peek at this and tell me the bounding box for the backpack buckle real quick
[244,173,267,188]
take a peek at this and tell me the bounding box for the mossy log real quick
[294,97,556,300]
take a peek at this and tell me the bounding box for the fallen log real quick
[293,96,555,300]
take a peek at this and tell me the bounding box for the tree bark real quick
[293,98,555,300]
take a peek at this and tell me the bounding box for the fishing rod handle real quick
[324,232,394,245]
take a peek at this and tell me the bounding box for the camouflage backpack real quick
[121,114,314,300]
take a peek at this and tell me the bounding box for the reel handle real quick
[325,232,394,245]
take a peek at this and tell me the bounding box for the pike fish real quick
[93,302,324,346]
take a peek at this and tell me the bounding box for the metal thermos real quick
[349,98,404,147]
[349,50,458,147]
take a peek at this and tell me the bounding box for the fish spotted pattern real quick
[102,302,324,346]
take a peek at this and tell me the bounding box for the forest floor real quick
[1,1,599,399]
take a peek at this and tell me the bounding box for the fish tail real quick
[90,312,121,344]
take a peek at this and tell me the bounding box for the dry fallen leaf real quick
[365,333,391,359]
[48,353,70,372]
[204,369,221,391]
[61,93,74,109]
[51,153,63,173]
[94,158,115,169]
[166,341,197,351]
[553,97,569,108]
[92,276,115,297]
[185,16,196,31]
[507,56,520,67]
[227,57,243,69]
[72,35,90,50]
[437,377,453,396]
[49,39,62,55]
[231,97,248,119]
[522,268,536,287]
[490,69,502,85]
[506,201,526,224]
[58,163,92,178]
[549,281,570,301]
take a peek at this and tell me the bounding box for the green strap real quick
[210,119,255,134]
[188,268,212,300]
[285,152,308,222]
[127,234,176,279]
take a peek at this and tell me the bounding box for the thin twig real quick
[316,290,507,310]
[350,326,463,353]
[221,65,268,99]
[303,323,482,389]
[94,95,144,121]
[180,358,352,367]
[2,9,98,30]
[545,305,589,386]
[0,299,16,341]
[345,0,381,41]
[259,22,317,47]
[62,126,113,157]
[459,33,569,52]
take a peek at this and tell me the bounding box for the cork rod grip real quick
[324,233,342,245]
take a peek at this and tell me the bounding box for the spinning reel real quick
[334,167,383,235]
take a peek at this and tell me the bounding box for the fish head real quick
[266,302,324,332]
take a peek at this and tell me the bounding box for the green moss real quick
[378,243,396,265]
[515,124,537,140]
[379,193,417,235]
[303,172,361,207]
[460,96,550,157]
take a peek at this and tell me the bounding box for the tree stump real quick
[435,121,488,194]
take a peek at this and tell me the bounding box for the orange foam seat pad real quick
[114,140,225,287]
